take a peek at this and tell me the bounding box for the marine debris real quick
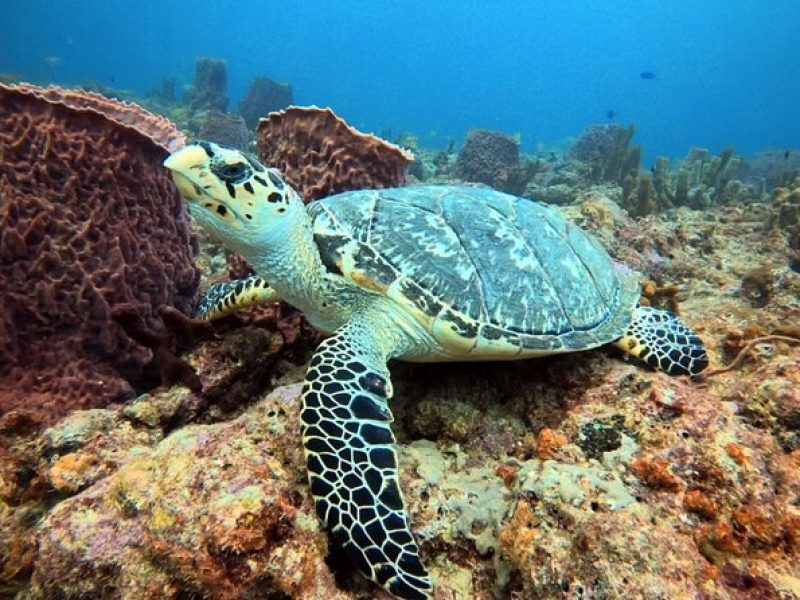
[0,83,198,428]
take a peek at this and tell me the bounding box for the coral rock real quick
[192,109,250,151]
[29,385,346,599]
[256,106,414,201]
[0,83,199,426]
[188,57,228,113]
[454,129,540,194]
[237,76,293,130]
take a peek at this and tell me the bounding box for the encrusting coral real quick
[256,106,414,201]
[0,83,199,427]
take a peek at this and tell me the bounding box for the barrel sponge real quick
[0,83,199,425]
[255,106,414,201]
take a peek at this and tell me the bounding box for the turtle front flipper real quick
[613,305,708,376]
[195,275,279,321]
[301,313,432,600]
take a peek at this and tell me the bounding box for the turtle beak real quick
[164,145,209,202]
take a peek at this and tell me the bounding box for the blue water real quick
[3,0,798,163]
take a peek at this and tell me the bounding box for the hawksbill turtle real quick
[164,141,708,599]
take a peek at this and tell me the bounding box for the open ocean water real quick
[2,0,799,161]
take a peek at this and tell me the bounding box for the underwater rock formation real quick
[455,128,541,195]
[28,385,346,599]
[238,75,294,130]
[256,106,414,201]
[0,83,199,427]
[740,148,800,190]
[455,128,518,185]
[189,57,228,113]
[619,147,754,217]
[191,109,250,151]
[569,123,641,185]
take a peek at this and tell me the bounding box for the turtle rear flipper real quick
[301,312,432,600]
[613,306,708,376]
[195,275,278,321]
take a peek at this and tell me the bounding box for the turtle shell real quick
[307,185,639,357]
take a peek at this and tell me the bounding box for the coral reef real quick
[190,109,250,150]
[740,148,800,190]
[455,129,517,185]
[2,93,800,597]
[188,57,228,113]
[621,147,754,217]
[766,180,800,272]
[237,75,294,130]
[0,83,199,427]
[569,123,641,185]
[256,106,414,201]
[454,129,541,195]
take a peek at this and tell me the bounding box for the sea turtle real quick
[164,141,708,599]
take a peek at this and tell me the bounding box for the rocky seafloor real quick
[2,175,799,599]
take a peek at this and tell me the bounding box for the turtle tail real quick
[613,306,708,376]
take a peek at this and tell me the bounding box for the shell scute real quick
[309,185,638,350]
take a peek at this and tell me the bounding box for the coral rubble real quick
[256,106,414,201]
[0,83,199,426]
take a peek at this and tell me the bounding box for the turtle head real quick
[164,141,300,256]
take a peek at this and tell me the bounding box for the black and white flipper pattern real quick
[300,316,432,600]
[194,275,278,321]
[614,305,708,376]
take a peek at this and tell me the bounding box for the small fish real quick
[785,150,790,160]
[606,110,616,119]
[639,71,657,80]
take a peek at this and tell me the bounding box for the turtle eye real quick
[216,162,251,183]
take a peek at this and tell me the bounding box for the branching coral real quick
[622,147,748,216]
[569,123,641,185]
